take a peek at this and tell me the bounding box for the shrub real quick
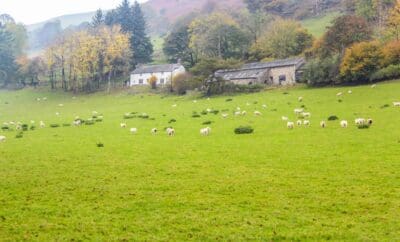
[192,113,201,118]
[50,124,60,128]
[172,73,193,95]
[147,75,158,89]
[328,115,339,121]
[380,104,390,109]
[234,126,254,134]
[1,126,9,131]
[225,98,233,102]
[302,55,340,85]
[21,124,28,131]
[168,119,177,124]
[97,143,104,148]
[202,120,213,125]
[370,64,400,82]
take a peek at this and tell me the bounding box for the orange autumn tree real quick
[147,75,157,89]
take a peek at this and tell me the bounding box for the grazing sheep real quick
[0,135,6,142]
[367,118,373,126]
[298,96,303,102]
[130,128,138,134]
[172,104,177,108]
[234,111,241,116]
[222,113,229,119]
[9,121,15,125]
[120,123,127,128]
[262,104,267,109]
[336,92,343,97]
[393,102,400,107]
[166,128,175,136]
[303,120,310,126]
[294,108,304,115]
[287,122,294,129]
[73,120,81,126]
[320,121,326,128]
[92,111,98,115]
[282,116,289,121]
[301,112,311,118]
[43,97,47,101]
[151,128,158,134]
[348,90,352,94]
[72,96,77,99]
[355,118,366,125]
[371,84,376,88]
[58,104,64,107]
[340,120,348,128]
[241,111,247,116]
[236,107,241,111]
[193,100,197,103]
[40,121,45,128]
[206,108,212,113]
[30,120,35,124]
[55,112,60,116]
[254,111,262,116]
[200,127,211,136]
[36,98,41,101]
[296,120,302,126]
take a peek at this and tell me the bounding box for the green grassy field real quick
[301,12,341,37]
[0,82,400,241]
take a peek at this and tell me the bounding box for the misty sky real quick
[0,0,148,25]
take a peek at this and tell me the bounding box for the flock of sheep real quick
[0,84,399,143]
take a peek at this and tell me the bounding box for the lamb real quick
[40,121,45,128]
[151,128,158,134]
[200,127,211,136]
[30,120,35,124]
[120,123,127,128]
[254,111,262,116]
[130,128,138,134]
[287,122,294,129]
[206,108,212,113]
[166,127,175,136]
[392,101,400,107]
[0,135,6,142]
[55,112,60,116]
[58,104,64,107]
[282,116,289,121]
[236,107,241,111]
[320,121,326,128]
[43,97,47,101]
[303,120,310,126]
[193,100,197,103]
[92,111,98,115]
[296,120,302,126]
[340,120,348,128]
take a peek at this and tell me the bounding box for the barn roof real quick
[131,64,183,74]
[215,58,305,81]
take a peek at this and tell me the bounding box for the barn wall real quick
[268,66,296,85]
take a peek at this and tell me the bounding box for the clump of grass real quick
[21,124,29,131]
[1,126,10,131]
[210,110,219,115]
[15,132,23,138]
[200,110,208,115]
[357,124,370,129]
[338,99,343,103]
[328,115,339,121]
[96,143,104,148]
[168,119,177,124]
[95,118,103,122]
[138,113,149,119]
[85,120,95,125]
[234,126,254,134]
[253,101,258,104]
[380,104,390,109]
[301,105,306,108]
[192,113,201,118]
[50,124,60,128]
[62,123,71,127]
[271,108,277,112]
[30,125,36,130]
[225,98,233,102]
[283,92,289,95]
[202,120,213,125]
[123,113,135,119]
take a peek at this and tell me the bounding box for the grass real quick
[0,81,400,240]
[301,11,341,37]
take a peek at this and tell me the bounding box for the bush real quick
[302,55,340,85]
[370,64,400,82]
[97,143,104,148]
[234,126,254,134]
[172,73,194,95]
[192,113,201,118]
[21,124,29,131]
[1,126,9,131]
[202,120,213,125]
[50,124,60,128]
[328,115,339,121]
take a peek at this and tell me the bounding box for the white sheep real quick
[320,121,326,128]
[130,128,137,134]
[241,111,247,116]
[303,120,310,126]
[301,112,311,118]
[348,90,352,94]
[287,122,294,129]
[92,111,98,115]
[40,121,45,128]
[336,92,343,97]
[236,107,241,111]
[193,100,197,103]
[30,120,35,124]
[262,104,267,109]
[340,120,348,128]
[120,123,127,128]
[234,111,241,116]
[172,104,177,108]
[0,135,6,142]
[296,120,302,126]
[254,111,262,116]
[393,102,400,107]
[58,104,64,107]
[298,96,303,102]
[282,116,289,121]
[36,98,41,101]
[73,120,81,126]
[371,84,376,88]
[151,128,158,134]
[222,113,229,119]
[43,97,47,101]
[200,127,211,136]
[294,108,304,115]
[355,118,366,125]
[55,112,60,116]
[206,108,212,113]
[166,128,175,136]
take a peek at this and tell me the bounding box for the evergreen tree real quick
[91,9,104,28]
[0,26,17,86]
[104,10,118,26]
[130,1,153,65]
[116,0,135,32]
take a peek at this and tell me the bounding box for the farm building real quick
[215,58,305,85]
[130,63,186,86]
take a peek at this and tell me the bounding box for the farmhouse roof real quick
[215,57,305,80]
[131,64,183,74]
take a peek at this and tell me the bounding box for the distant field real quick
[1,81,400,240]
[301,12,341,37]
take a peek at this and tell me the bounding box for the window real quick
[139,79,144,84]
[160,78,165,84]
[279,75,286,82]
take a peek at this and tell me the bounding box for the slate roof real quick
[131,64,183,74]
[215,58,305,80]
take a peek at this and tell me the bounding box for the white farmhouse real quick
[129,63,186,86]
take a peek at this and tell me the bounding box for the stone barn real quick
[215,58,305,86]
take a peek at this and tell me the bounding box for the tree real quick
[147,75,157,89]
[189,13,250,60]
[382,40,400,66]
[163,25,196,67]
[340,41,383,82]
[130,1,153,65]
[0,26,17,87]
[302,55,340,85]
[386,0,400,40]
[249,19,313,60]
[91,9,104,28]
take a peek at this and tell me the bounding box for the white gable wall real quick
[130,66,186,86]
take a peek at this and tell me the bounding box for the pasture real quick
[0,81,400,241]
